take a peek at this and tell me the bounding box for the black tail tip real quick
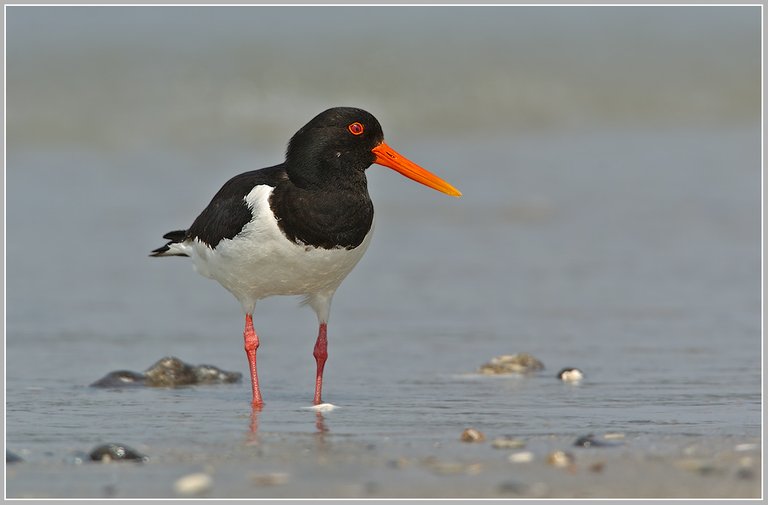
[151,229,189,257]
[149,246,169,257]
[150,243,189,257]
[163,229,187,241]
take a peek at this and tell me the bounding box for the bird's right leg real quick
[243,313,263,409]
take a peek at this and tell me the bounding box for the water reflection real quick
[244,406,330,446]
[314,411,329,447]
[245,407,260,445]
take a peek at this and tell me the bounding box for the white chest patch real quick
[187,185,373,311]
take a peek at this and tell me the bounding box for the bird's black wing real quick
[150,164,288,256]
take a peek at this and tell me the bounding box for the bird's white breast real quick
[187,185,373,312]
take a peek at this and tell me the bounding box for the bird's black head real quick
[285,107,384,189]
[284,107,462,197]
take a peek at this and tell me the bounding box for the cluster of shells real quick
[478,353,583,383]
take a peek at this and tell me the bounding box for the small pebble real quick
[574,434,623,448]
[174,473,213,496]
[491,437,526,449]
[89,443,148,463]
[251,472,290,486]
[589,462,605,473]
[479,353,544,375]
[546,450,575,468]
[558,368,584,382]
[574,434,596,447]
[460,428,486,443]
[508,451,534,463]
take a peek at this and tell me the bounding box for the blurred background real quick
[6,7,758,148]
[5,6,761,445]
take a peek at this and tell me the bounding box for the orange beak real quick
[372,142,462,197]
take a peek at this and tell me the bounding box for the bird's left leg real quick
[313,322,328,405]
[243,313,263,409]
[307,292,334,405]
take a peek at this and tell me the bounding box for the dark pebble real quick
[90,370,146,388]
[144,357,199,387]
[574,434,622,448]
[89,443,148,463]
[193,364,241,384]
[479,353,544,375]
[736,467,755,480]
[90,357,241,388]
[6,450,23,464]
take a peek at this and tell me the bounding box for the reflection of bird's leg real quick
[315,411,329,434]
[246,407,260,446]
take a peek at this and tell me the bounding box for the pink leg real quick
[243,314,263,409]
[313,322,328,405]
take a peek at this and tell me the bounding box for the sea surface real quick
[5,5,761,498]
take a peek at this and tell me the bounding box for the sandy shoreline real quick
[6,431,760,499]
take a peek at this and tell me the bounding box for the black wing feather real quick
[150,164,288,256]
[150,229,189,256]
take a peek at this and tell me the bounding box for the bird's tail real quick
[150,229,190,257]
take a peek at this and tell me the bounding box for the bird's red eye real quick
[348,122,364,136]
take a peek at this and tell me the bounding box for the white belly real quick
[186,185,373,312]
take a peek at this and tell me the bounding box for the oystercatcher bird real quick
[151,107,461,408]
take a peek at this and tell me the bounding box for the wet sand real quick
[6,426,760,499]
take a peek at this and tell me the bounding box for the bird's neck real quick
[269,180,374,250]
[285,151,370,192]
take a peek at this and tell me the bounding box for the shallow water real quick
[5,6,761,498]
[7,126,760,444]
